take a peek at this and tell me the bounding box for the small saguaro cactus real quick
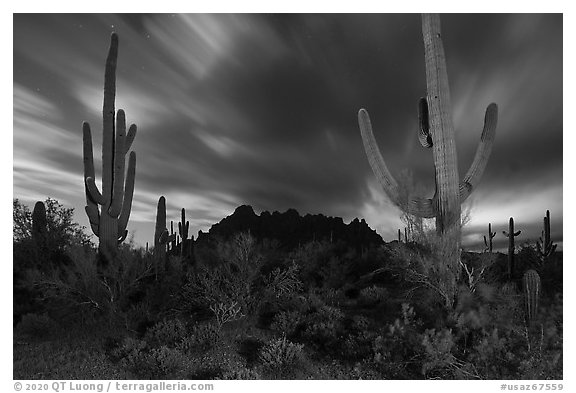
[83,33,137,261]
[154,196,176,278]
[404,227,408,244]
[178,208,190,257]
[503,217,521,280]
[32,201,48,250]
[169,220,177,253]
[483,223,496,253]
[398,228,402,243]
[536,210,557,263]
[523,269,541,324]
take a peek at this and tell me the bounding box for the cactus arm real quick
[82,123,98,201]
[418,97,433,148]
[514,230,521,236]
[358,108,435,218]
[109,109,127,217]
[124,124,137,155]
[82,121,107,228]
[117,151,135,235]
[459,103,498,202]
[85,205,100,235]
[85,177,107,205]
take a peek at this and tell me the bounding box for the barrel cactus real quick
[523,269,541,324]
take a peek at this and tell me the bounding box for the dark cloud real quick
[13,14,562,250]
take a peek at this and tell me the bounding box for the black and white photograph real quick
[12,11,564,383]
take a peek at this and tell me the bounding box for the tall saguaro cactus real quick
[503,217,521,280]
[358,14,498,237]
[83,33,137,261]
[483,223,496,253]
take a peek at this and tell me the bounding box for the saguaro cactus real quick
[358,14,497,236]
[503,217,521,280]
[536,210,557,262]
[179,208,190,257]
[154,196,175,278]
[483,223,496,253]
[32,201,48,246]
[83,33,137,260]
[523,269,541,324]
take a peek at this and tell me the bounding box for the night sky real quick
[13,14,563,251]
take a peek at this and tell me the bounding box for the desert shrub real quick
[270,311,302,337]
[110,337,147,365]
[144,319,187,348]
[262,262,303,301]
[178,323,221,353]
[370,303,423,378]
[181,232,263,317]
[139,346,189,379]
[209,301,245,327]
[302,305,345,351]
[258,336,305,369]
[112,337,189,379]
[220,366,261,380]
[316,287,347,307]
[358,285,388,306]
[15,313,60,338]
[26,245,154,324]
[420,328,477,379]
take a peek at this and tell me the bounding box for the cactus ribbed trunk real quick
[422,14,461,235]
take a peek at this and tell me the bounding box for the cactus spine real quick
[83,33,137,261]
[523,269,541,324]
[536,210,556,262]
[358,14,497,237]
[503,217,521,280]
[154,196,175,278]
[483,223,496,253]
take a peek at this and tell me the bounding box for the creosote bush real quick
[259,336,305,369]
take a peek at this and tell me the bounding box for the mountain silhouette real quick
[195,205,383,251]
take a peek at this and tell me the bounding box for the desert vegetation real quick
[13,198,563,380]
